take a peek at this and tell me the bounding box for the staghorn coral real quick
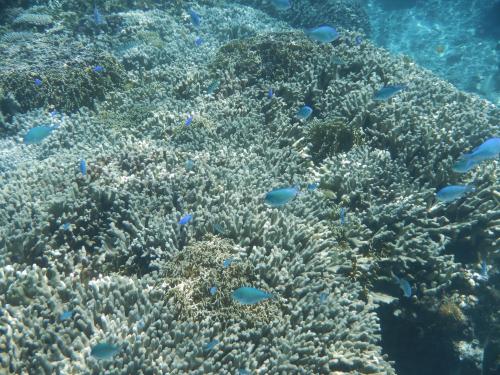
[236,0,370,34]
[0,2,498,375]
[0,33,124,118]
[160,235,280,323]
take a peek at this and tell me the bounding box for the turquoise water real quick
[365,0,500,105]
[0,1,498,374]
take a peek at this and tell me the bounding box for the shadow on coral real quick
[377,303,468,375]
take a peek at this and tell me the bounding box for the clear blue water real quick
[365,0,499,105]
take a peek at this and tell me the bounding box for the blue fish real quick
[93,5,106,25]
[307,26,339,43]
[373,85,407,101]
[179,214,193,225]
[93,65,104,73]
[23,125,58,144]
[264,186,299,207]
[452,137,500,173]
[90,342,120,360]
[232,287,272,305]
[49,110,58,117]
[355,36,362,45]
[296,105,313,120]
[207,80,220,94]
[307,182,318,191]
[59,310,73,321]
[394,276,412,298]
[195,36,203,46]
[268,88,273,99]
[212,223,225,234]
[479,259,488,281]
[210,286,217,295]
[271,0,291,10]
[223,257,233,268]
[188,9,201,27]
[204,339,219,351]
[436,185,475,202]
[34,78,42,86]
[61,223,71,231]
[339,207,347,225]
[79,159,87,176]
[319,292,328,303]
[452,157,475,173]
[185,159,194,171]
[185,115,193,126]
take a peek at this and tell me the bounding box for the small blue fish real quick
[212,223,225,234]
[93,5,106,25]
[185,115,193,126]
[479,259,488,281]
[307,182,318,191]
[188,9,201,27]
[195,36,203,46]
[452,137,500,173]
[355,36,362,45]
[49,110,58,117]
[204,339,219,351]
[185,159,194,171]
[271,0,291,10]
[373,85,407,101]
[232,287,272,305]
[436,185,475,202]
[394,276,412,298]
[79,159,87,176]
[223,257,233,268]
[451,158,476,174]
[23,125,58,144]
[319,292,328,303]
[90,342,120,360]
[307,26,339,43]
[207,80,220,94]
[331,55,345,65]
[34,78,42,86]
[210,286,217,295]
[93,65,104,73]
[59,310,73,321]
[268,88,273,99]
[61,223,71,231]
[339,207,347,225]
[179,214,193,225]
[264,186,299,207]
[296,105,313,120]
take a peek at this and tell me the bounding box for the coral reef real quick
[237,0,370,34]
[0,34,124,121]
[0,1,498,374]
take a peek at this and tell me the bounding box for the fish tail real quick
[452,153,475,173]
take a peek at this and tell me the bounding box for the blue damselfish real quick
[264,186,299,207]
[307,26,339,43]
[232,287,272,305]
[436,185,475,202]
[452,137,500,173]
[23,125,58,144]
